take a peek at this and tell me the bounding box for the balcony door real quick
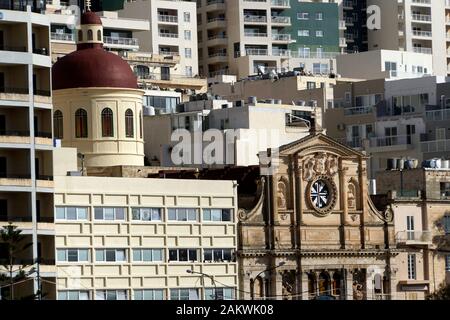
[0,157,6,178]
[406,125,415,144]
[406,216,415,240]
[0,115,5,135]
[161,67,170,81]
[0,199,7,220]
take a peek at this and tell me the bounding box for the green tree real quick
[0,223,36,300]
[427,283,450,300]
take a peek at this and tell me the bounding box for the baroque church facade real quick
[238,132,399,300]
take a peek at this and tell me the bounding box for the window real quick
[132,208,162,221]
[298,47,310,58]
[385,61,397,77]
[170,288,199,300]
[441,183,450,198]
[168,208,198,221]
[406,216,415,240]
[185,66,193,77]
[203,249,234,262]
[316,47,324,58]
[297,12,309,20]
[313,63,328,74]
[184,30,191,40]
[96,290,128,300]
[95,249,127,262]
[133,249,163,262]
[57,249,89,262]
[444,215,450,234]
[407,254,416,280]
[446,255,450,272]
[436,128,446,140]
[203,209,232,222]
[307,82,316,89]
[101,108,114,137]
[144,96,180,113]
[315,12,323,20]
[87,29,93,41]
[184,12,191,22]
[125,109,134,138]
[94,207,126,221]
[97,30,102,41]
[54,110,63,139]
[78,30,83,41]
[58,291,90,300]
[134,289,164,300]
[185,48,192,58]
[168,249,197,262]
[75,108,88,138]
[205,288,234,300]
[56,207,88,220]
[316,30,324,37]
[139,111,143,139]
[298,30,310,37]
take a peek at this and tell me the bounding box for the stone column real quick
[366,270,374,301]
[300,271,310,300]
[345,269,354,300]
[273,270,284,300]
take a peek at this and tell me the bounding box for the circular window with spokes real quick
[307,176,337,216]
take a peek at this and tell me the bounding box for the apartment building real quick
[144,97,319,167]
[375,168,450,297]
[366,0,447,76]
[197,0,343,79]
[120,0,199,78]
[0,3,55,300]
[342,0,368,53]
[324,76,450,178]
[54,147,238,300]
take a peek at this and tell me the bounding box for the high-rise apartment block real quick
[0,2,55,299]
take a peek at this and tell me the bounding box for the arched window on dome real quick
[78,30,83,42]
[101,108,114,137]
[97,30,102,41]
[125,109,134,138]
[54,110,63,139]
[75,109,88,138]
[87,29,93,41]
[139,111,143,139]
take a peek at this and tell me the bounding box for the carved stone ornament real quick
[302,153,339,182]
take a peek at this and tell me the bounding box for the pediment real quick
[278,133,366,159]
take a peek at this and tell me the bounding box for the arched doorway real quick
[318,271,331,296]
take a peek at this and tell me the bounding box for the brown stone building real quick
[237,131,398,300]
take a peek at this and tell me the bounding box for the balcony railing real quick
[271,0,289,6]
[395,231,432,243]
[344,106,374,116]
[412,0,431,4]
[271,16,290,24]
[0,130,30,137]
[159,33,179,38]
[421,139,450,153]
[244,16,267,23]
[0,215,53,223]
[369,135,412,148]
[244,48,268,55]
[207,17,226,23]
[159,51,180,56]
[0,0,46,13]
[412,30,432,37]
[51,32,74,42]
[425,108,450,121]
[244,32,268,37]
[0,87,29,95]
[0,173,31,179]
[158,15,178,23]
[412,47,432,54]
[272,34,291,41]
[103,36,139,47]
[411,14,431,22]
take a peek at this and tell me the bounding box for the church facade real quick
[238,132,399,300]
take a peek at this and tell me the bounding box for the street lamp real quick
[251,261,286,300]
[186,269,218,300]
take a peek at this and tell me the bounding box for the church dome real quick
[52,11,138,91]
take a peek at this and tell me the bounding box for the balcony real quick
[272,49,290,57]
[395,231,432,245]
[343,106,374,116]
[289,51,340,59]
[339,20,346,30]
[243,15,267,23]
[412,47,432,54]
[271,16,290,24]
[412,30,432,38]
[244,48,268,56]
[244,32,267,38]
[158,15,178,23]
[271,34,291,42]
[411,0,431,5]
[339,38,347,47]
[411,14,432,22]
[0,0,46,13]
[103,36,139,49]
[421,139,450,153]
[270,0,289,8]
[0,174,32,188]
[50,32,74,42]
[0,130,30,145]
[159,32,179,38]
[369,135,413,149]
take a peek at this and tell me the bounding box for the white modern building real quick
[0,3,56,299]
[54,147,238,300]
[120,0,199,78]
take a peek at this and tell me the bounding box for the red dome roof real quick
[81,11,102,25]
[52,48,138,90]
